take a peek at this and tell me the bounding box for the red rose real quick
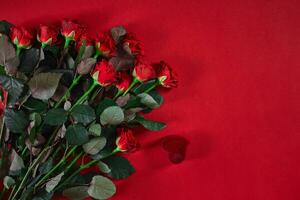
[155,61,178,88]
[10,26,33,48]
[95,33,115,57]
[116,71,132,92]
[61,20,85,41]
[116,128,140,152]
[91,60,118,87]
[76,34,94,50]
[123,33,144,57]
[0,86,8,117]
[133,62,156,82]
[37,25,58,47]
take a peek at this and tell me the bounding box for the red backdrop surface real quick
[1,0,300,199]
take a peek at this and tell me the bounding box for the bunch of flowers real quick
[0,19,177,200]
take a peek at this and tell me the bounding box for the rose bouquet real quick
[0,19,177,200]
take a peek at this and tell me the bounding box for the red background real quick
[1,0,300,199]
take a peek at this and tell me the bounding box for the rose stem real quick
[55,148,120,192]
[144,80,159,93]
[34,145,78,189]
[123,78,139,96]
[113,89,124,100]
[55,74,82,108]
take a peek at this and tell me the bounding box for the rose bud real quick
[61,20,85,48]
[94,33,115,58]
[123,33,144,57]
[116,71,132,92]
[116,128,140,153]
[155,61,178,88]
[91,60,118,87]
[10,26,33,55]
[37,25,58,48]
[133,62,156,82]
[0,87,8,117]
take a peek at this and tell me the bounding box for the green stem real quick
[16,47,22,57]
[0,187,6,200]
[55,75,82,108]
[64,37,71,49]
[10,147,51,200]
[64,152,83,174]
[93,50,103,59]
[7,186,15,200]
[34,146,78,189]
[113,89,124,100]
[123,78,139,96]
[55,148,120,192]
[144,80,159,93]
[69,80,98,111]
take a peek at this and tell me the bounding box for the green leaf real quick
[39,158,53,175]
[62,186,89,200]
[100,106,124,125]
[19,48,43,73]
[3,176,15,189]
[88,175,116,200]
[29,113,42,142]
[32,190,53,200]
[83,137,106,155]
[28,72,63,100]
[96,98,117,116]
[66,124,89,145]
[123,95,142,109]
[97,161,111,174]
[88,123,101,136]
[133,79,157,94]
[103,156,135,179]
[0,34,19,75]
[0,21,13,35]
[133,115,166,131]
[46,172,64,193]
[4,109,29,133]
[71,104,95,125]
[44,108,67,126]
[0,75,24,104]
[23,97,47,113]
[77,58,96,75]
[137,93,160,109]
[148,90,164,105]
[9,149,25,173]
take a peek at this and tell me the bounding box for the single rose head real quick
[155,61,178,88]
[116,71,132,92]
[37,25,58,47]
[95,33,115,57]
[123,33,144,57]
[116,128,140,153]
[10,26,33,49]
[133,62,156,82]
[61,20,85,41]
[91,60,118,87]
[0,86,8,117]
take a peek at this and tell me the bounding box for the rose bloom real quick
[37,25,58,46]
[76,34,94,50]
[10,26,33,48]
[123,33,144,57]
[116,71,132,92]
[155,61,178,88]
[95,33,115,57]
[61,20,85,41]
[91,60,118,87]
[0,87,8,117]
[116,128,140,153]
[133,61,156,82]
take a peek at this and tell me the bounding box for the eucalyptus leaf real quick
[28,72,63,100]
[62,186,89,200]
[133,115,166,131]
[0,75,24,104]
[46,172,64,193]
[97,161,111,174]
[0,34,19,75]
[23,97,47,113]
[77,58,96,75]
[100,106,124,125]
[83,137,106,155]
[89,123,101,136]
[103,156,135,179]
[137,93,160,109]
[44,108,67,126]
[4,176,15,189]
[9,149,25,173]
[71,104,95,125]
[66,124,89,145]
[19,48,41,73]
[4,109,29,133]
[96,98,117,116]
[88,175,116,200]
[0,21,13,35]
